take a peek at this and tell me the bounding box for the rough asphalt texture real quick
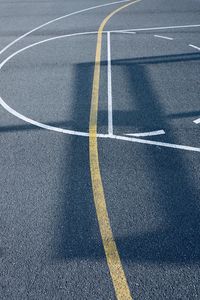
[0,0,200,299]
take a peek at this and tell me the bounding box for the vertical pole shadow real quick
[113,59,200,264]
[52,62,105,261]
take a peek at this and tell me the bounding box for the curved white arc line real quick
[0,31,112,139]
[0,0,129,56]
[0,32,111,138]
[0,95,110,138]
[0,32,199,153]
[0,31,100,70]
[1,94,199,152]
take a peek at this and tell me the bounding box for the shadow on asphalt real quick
[114,54,200,264]
[113,54,200,264]
[56,53,200,265]
[0,52,200,265]
[52,61,106,261]
[98,51,200,131]
[108,52,200,65]
[1,52,199,132]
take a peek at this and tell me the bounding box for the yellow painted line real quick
[89,1,141,299]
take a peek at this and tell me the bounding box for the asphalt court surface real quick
[0,0,200,299]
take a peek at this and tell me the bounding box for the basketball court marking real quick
[0,1,200,298]
[0,0,130,55]
[0,30,200,152]
[126,130,165,137]
[154,35,174,40]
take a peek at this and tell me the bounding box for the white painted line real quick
[0,0,129,55]
[0,32,100,138]
[154,34,174,40]
[109,135,200,153]
[0,32,100,70]
[111,31,136,34]
[1,89,200,153]
[125,130,165,137]
[0,32,200,153]
[0,97,89,137]
[111,24,200,33]
[107,32,113,136]
[189,44,200,51]
[1,90,199,152]
[193,118,200,124]
[0,88,199,153]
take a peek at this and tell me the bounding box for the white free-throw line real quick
[111,24,200,33]
[193,118,200,124]
[107,31,113,136]
[0,0,129,56]
[154,35,173,40]
[189,44,200,51]
[125,130,165,137]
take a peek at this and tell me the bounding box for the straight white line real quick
[111,31,136,34]
[189,44,200,51]
[0,0,129,56]
[154,34,173,40]
[107,31,113,136]
[193,118,200,124]
[110,135,200,152]
[111,24,200,33]
[125,129,165,137]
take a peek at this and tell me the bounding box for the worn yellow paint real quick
[89,1,141,299]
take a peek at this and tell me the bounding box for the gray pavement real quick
[0,0,200,299]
